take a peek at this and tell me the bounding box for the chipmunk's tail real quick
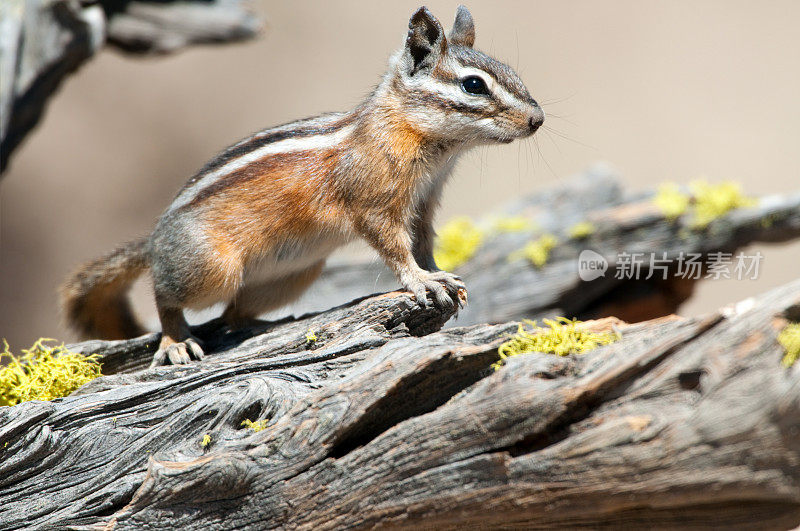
[60,238,150,340]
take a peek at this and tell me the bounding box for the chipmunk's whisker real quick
[538,93,577,106]
[542,125,595,150]
[542,112,577,126]
[532,136,559,180]
[542,128,565,156]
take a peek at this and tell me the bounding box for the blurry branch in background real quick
[304,165,800,327]
[0,0,261,173]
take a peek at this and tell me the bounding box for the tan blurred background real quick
[2,0,799,349]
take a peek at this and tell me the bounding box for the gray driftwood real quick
[0,0,260,172]
[1,276,799,529]
[296,165,800,327]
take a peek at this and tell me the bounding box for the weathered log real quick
[0,0,260,172]
[1,275,799,529]
[298,165,800,327]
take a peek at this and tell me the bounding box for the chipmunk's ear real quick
[404,6,446,75]
[449,5,475,47]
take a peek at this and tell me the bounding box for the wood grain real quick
[1,279,798,529]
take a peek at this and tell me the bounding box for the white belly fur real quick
[242,231,351,286]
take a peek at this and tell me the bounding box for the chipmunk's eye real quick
[461,76,489,95]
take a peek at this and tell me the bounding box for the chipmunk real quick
[61,5,544,367]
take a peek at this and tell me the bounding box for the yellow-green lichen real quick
[200,434,211,448]
[491,216,536,233]
[778,323,800,368]
[241,419,268,432]
[305,329,317,345]
[0,339,102,407]
[654,180,755,228]
[511,234,558,268]
[689,180,756,228]
[433,217,484,271]
[568,221,596,240]
[492,318,620,371]
[654,183,691,220]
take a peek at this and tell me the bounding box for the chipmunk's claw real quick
[405,270,467,313]
[185,338,205,361]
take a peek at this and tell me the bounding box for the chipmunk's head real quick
[386,5,543,146]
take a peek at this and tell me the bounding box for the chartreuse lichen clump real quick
[511,234,558,268]
[305,329,317,346]
[654,180,755,228]
[689,180,756,228]
[433,217,484,271]
[491,216,536,233]
[241,419,268,432]
[654,183,691,220]
[492,318,620,370]
[0,339,102,407]
[778,323,800,368]
[568,221,595,239]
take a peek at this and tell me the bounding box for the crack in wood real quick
[327,344,501,459]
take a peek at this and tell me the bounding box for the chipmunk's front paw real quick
[150,337,205,368]
[404,270,467,310]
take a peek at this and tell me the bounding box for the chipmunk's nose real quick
[528,102,544,133]
[528,115,543,133]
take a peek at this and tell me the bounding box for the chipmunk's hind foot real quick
[151,306,205,367]
[150,336,205,367]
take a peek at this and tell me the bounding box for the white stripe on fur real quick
[170,123,355,212]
